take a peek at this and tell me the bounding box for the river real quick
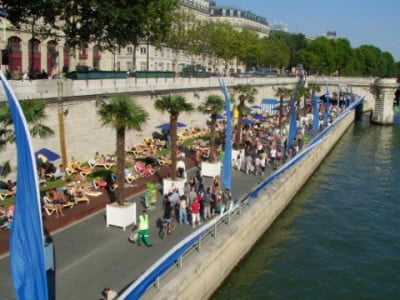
[214,115,400,299]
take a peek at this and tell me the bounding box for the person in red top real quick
[190,198,201,228]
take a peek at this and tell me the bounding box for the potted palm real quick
[197,95,224,177]
[155,94,194,195]
[98,94,148,230]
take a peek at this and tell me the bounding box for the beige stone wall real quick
[143,109,356,300]
[1,76,373,179]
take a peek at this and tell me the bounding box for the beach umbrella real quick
[252,114,266,121]
[156,122,186,130]
[35,148,60,162]
[250,105,262,110]
[242,119,255,125]
[215,113,225,120]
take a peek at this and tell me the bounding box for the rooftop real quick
[210,5,269,26]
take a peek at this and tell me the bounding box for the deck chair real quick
[125,172,139,184]
[134,161,147,177]
[71,187,90,204]
[43,196,57,216]
[144,164,155,177]
[0,191,13,201]
[88,159,114,169]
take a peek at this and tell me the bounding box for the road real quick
[0,166,269,299]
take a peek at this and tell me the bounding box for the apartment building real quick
[0,0,269,75]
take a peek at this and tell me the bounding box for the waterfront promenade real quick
[0,165,268,299]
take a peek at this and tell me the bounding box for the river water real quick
[214,115,400,299]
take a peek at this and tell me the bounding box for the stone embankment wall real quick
[2,77,299,176]
[143,109,356,300]
[1,76,373,178]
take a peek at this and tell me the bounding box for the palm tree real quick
[155,94,194,180]
[274,87,292,130]
[232,84,258,146]
[197,95,224,162]
[0,99,54,151]
[295,84,311,120]
[97,95,148,205]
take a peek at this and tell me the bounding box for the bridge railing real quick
[118,96,365,300]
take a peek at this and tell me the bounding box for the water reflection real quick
[214,116,400,299]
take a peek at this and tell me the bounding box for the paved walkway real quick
[0,165,271,300]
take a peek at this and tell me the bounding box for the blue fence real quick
[118,96,365,299]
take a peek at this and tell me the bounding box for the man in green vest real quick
[136,210,152,247]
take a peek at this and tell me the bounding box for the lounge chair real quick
[125,172,139,184]
[88,157,115,169]
[134,161,155,177]
[0,191,14,201]
[43,196,57,216]
[71,187,90,204]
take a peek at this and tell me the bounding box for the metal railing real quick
[118,96,365,299]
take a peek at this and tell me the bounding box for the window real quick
[140,47,146,55]
[127,61,132,71]
[127,47,133,54]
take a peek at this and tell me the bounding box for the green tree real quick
[307,37,336,74]
[209,22,238,72]
[154,95,194,180]
[236,29,263,70]
[97,95,148,204]
[274,87,292,129]
[197,95,225,162]
[332,38,352,75]
[380,52,397,78]
[262,37,290,69]
[165,10,195,71]
[232,84,258,146]
[0,100,54,173]
[0,100,54,151]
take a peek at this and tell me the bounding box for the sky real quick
[214,0,400,61]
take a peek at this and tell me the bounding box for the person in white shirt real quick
[176,159,186,178]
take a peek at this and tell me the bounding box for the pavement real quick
[0,162,272,300]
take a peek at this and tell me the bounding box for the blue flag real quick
[218,77,232,190]
[324,84,330,123]
[312,93,320,133]
[336,86,340,106]
[0,73,48,299]
[350,86,354,104]
[287,96,297,151]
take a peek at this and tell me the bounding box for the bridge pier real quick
[371,78,398,125]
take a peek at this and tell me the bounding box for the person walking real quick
[190,198,201,228]
[203,187,212,220]
[179,196,189,224]
[136,210,152,247]
[221,188,232,214]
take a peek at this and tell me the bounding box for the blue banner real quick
[0,73,48,299]
[218,77,232,190]
[350,86,354,104]
[324,84,330,123]
[337,86,340,106]
[287,96,297,151]
[312,93,320,133]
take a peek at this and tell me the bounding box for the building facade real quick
[0,0,270,76]
[209,5,270,37]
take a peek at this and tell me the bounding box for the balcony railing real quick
[180,0,210,14]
